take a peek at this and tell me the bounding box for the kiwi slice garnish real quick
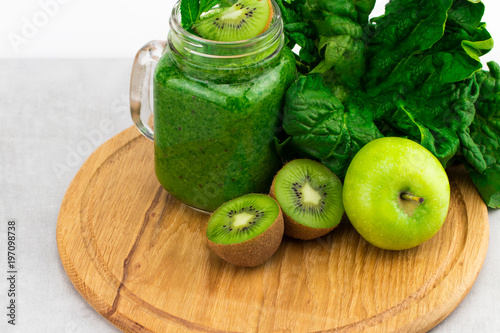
[270,159,344,240]
[194,0,273,42]
[206,193,284,267]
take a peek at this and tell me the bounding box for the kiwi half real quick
[206,193,284,267]
[270,159,344,240]
[194,0,273,42]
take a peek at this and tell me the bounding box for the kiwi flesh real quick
[206,193,284,267]
[270,159,344,240]
[194,0,273,42]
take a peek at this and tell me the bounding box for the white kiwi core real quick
[302,182,322,205]
[232,212,254,227]
[224,9,244,20]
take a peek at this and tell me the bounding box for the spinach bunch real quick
[279,0,500,207]
[464,61,500,207]
[276,0,375,100]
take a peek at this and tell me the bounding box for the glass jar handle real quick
[130,40,166,141]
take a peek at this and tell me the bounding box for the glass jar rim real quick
[169,0,283,47]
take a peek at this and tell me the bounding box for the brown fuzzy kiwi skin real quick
[207,205,284,267]
[270,176,336,240]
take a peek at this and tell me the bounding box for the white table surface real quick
[1,59,499,333]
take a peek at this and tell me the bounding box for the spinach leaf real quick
[277,0,375,88]
[305,0,375,100]
[364,0,453,88]
[364,0,492,87]
[281,75,382,178]
[282,74,346,161]
[463,62,500,208]
[274,0,321,73]
[284,22,319,66]
[180,0,200,30]
[361,0,491,167]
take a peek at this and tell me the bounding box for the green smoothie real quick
[153,47,296,211]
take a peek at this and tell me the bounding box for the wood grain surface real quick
[56,126,489,333]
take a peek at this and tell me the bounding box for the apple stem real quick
[400,193,424,204]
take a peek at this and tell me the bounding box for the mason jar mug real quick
[130,0,297,212]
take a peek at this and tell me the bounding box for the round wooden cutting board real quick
[57,126,489,333]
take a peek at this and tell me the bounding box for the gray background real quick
[1,59,499,332]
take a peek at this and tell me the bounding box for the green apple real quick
[343,137,450,250]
